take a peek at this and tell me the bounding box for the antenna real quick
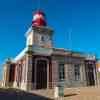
[66,28,72,50]
[69,28,72,49]
[32,0,41,11]
[37,0,41,10]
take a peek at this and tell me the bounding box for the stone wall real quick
[52,55,87,88]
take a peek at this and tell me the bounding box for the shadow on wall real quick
[0,88,52,100]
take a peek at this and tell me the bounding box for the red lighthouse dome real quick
[32,10,47,26]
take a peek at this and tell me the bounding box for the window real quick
[9,64,15,82]
[41,35,45,42]
[74,64,80,81]
[58,64,65,81]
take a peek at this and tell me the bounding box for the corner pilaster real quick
[24,45,33,90]
[52,59,58,87]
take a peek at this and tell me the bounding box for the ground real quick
[64,86,100,100]
[0,86,100,100]
[0,88,51,100]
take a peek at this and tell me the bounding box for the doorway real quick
[85,64,95,86]
[36,60,47,89]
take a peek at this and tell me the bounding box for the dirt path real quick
[64,86,100,100]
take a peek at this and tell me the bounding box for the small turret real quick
[32,10,47,26]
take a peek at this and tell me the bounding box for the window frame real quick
[74,64,80,81]
[58,63,65,81]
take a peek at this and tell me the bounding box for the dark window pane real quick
[74,64,80,81]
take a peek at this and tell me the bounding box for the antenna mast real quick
[37,0,41,10]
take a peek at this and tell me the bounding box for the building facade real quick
[2,10,97,90]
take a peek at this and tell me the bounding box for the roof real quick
[13,46,96,63]
[13,47,28,62]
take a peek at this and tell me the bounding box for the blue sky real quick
[0,0,100,78]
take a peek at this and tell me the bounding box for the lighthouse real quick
[2,9,97,91]
[26,10,53,47]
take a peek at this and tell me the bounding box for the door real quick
[36,60,47,89]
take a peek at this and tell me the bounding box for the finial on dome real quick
[32,10,47,26]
